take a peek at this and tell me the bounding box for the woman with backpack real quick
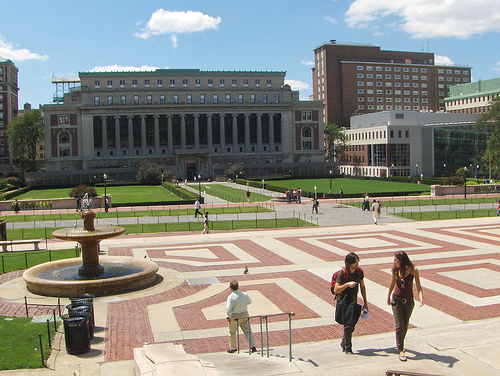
[333,252,369,354]
[387,251,424,361]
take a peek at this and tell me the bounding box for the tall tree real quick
[6,109,44,174]
[324,123,347,162]
[475,97,500,177]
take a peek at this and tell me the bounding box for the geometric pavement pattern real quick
[1,221,500,363]
[103,223,500,362]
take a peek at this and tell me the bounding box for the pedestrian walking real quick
[226,280,257,354]
[497,200,500,216]
[333,252,369,354]
[201,212,210,234]
[285,190,291,204]
[246,190,251,203]
[387,251,424,361]
[297,188,302,204]
[194,198,203,218]
[339,188,344,198]
[13,199,20,214]
[362,194,370,211]
[312,198,319,214]
[372,199,380,225]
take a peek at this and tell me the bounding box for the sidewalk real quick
[1,192,500,375]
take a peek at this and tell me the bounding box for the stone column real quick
[114,116,120,156]
[207,114,213,151]
[128,115,134,155]
[257,114,263,151]
[269,114,275,152]
[232,114,238,151]
[245,113,250,152]
[101,117,108,156]
[220,114,226,152]
[141,115,147,155]
[180,115,186,149]
[154,115,160,155]
[194,114,200,150]
[167,115,173,154]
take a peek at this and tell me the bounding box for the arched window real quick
[301,126,313,150]
[58,131,71,157]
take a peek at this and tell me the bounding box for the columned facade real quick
[42,69,324,179]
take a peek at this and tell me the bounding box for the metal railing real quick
[236,311,295,362]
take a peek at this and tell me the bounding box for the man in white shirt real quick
[194,198,202,218]
[226,280,257,353]
[372,199,380,225]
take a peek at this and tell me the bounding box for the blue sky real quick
[2,0,500,108]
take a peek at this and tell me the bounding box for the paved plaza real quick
[0,199,500,375]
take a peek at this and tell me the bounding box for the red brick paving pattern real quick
[2,223,500,361]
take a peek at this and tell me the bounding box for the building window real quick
[107,96,113,105]
[132,80,137,88]
[250,94,255,103]
[107,80,112,88]
[232,79,237,87]
[238,94,243,103]
[133,95,139,105]
[244,79,248,86]
[157,79,162,87]
[120,80,125,87]
[94,80,100,88]
[94,96,100,106]
[263,94,267,103]
[145,80,150,88]
[195,79,201,87]
[147,95,152,104]
[160,95,165,104]
[274,94,279,103]
[173,95,179,104]
[208,79,213,87]
[213,94,218,104]
[226,94,231,103]
[267,79,272,87]
[183,79,188,87]
[255,79,260,87]
[187,94,192,104]
[170,79,175,87]
[200,94,205,104]
[220,79,225,87]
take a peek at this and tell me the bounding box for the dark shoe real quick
[340,341,345,351]
[227,349,237,353]
[251,347,257,353]
[344,348,353,354]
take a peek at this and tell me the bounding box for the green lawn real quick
[0,248,79,273]
[16,185,181,205]
[393,208,498,221]
[346,196,500,208]
[266,178,430,196]
[190,183,272,202]
[0,316,55,370]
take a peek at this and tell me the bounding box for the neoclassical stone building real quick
[41,69,324,181]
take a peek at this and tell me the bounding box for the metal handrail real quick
[235,311,295,362]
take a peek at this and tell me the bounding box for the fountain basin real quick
[23,256,159,297]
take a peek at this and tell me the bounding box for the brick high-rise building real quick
[312,41,472,128]
[0,56,18,167]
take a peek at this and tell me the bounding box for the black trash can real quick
[61,314,90,355]
[66,304,94,338]
[69,298,95,335]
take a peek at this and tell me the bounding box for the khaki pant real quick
[228,311,255,350]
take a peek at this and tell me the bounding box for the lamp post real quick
[262,179,265,190]
[463,166,468,200]
[198,174,202,199]
[314,186,317,200]
[443,164,447,177]
[103,173,108,213]
[329,169,332,196]
[415,164,419,177]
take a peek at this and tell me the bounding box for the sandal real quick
[399,352,407,361]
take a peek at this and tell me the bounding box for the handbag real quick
[335,298,362,326]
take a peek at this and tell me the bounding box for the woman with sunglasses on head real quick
[387,251,424,361]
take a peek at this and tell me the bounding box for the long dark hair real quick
[392,251,414,273]
[345,252,359,269]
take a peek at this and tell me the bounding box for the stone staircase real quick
[134,343,218,376]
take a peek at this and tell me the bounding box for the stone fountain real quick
[23,210,158,297]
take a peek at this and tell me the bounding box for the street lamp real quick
[103,173,108,213]
[262,179,265,190]
[415,164,419,177]
[314,186,317,200]
[198,174,202,199]
[463,166,468,200]
[329,169,333,196]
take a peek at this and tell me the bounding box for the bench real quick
[0,239,43,252]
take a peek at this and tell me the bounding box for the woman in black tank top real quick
[387,251,424,362]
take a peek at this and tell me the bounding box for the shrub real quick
[444,176,464,186]
[136,161,173,185]
[69,185,98,198]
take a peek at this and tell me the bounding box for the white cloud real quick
[0,36,48,61]
[494,62,500,71]
[435,55,454,66]
[301,59,314,66]
[89,65,162,72]
[345,0,500,39]
[135,9,221,39]
[285,79,311,91]
[324,15,338,24]
[171,35,178,48]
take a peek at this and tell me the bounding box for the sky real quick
[1,0,500,108]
